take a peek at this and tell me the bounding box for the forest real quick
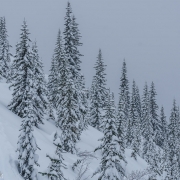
[0,2,179,180]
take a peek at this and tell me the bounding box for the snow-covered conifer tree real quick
[141,83,150,139]
[47,29,64,110]
[8,20,32,118]
[57,53,81,154]
[128,80,141,159]
[16,56,40,179]
[149,82,161,144]
[94,91,126,180]
[39,137,66,180]
[31,41,47,126]
[89,49,107,130]
[158,106,167,148]
[0,17,12,82]
[165,100,180,179]
[116,60,130,146]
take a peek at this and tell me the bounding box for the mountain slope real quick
[0,82,148,180]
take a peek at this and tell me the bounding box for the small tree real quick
[17,82,40,180]
[39,137,67,180]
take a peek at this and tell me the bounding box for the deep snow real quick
[0,81,148,180]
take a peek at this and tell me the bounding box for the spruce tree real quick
[159,106,167,148]
[149,82,161,144]
[141,83,150,139]
[31,41,47,126]
[16,55,40,179]
[165,100,180,179]
[78,75,88,131]
[39,137,66,180]
[57,54,81,154]
[8,20,32,118]
[47,30,64,110]
[116,60,130,146]
[89,49,107,130]
[94,91,126,180]
[0,17,12,82]
[129,80,141,159]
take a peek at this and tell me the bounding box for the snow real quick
[0,81,148,180]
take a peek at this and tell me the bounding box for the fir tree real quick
[31,41,47,126]
[39,137,67,180]
[158,106,167,148]
[0,17,12,82]
[94,91,126,180]
[141,83,150,139]
[116,60,130,146]
[78,75,88,131]
[16,63,40,180]
[89,49,107,130]
[58,55,81,154]
[165,100,180,179]
[47,29,64,110]
[8,20,32,118]
[149,82,161,144]
[129,80,141,160]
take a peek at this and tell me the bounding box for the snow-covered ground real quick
[0,82,148,180]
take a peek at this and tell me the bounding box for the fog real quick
[1,0,180,117]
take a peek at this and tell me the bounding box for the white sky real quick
[1,0,180,117]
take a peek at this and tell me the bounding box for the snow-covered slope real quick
[0,82,148,180]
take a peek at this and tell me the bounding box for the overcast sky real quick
[1,0,180,117]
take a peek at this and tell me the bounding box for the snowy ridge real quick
[0,82,147,180]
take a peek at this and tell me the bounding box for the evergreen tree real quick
[8,20,32,118]
[16,57,40,179]
[158,106,167,148]
[47,30,64,109]
[89,49,107,130]
[94,91,126,180]
[116,60,130,146]
[141,83,150,139]
[149,82,161,144]
[39,137,66,180]
[143,112,161,179]
[135,85,141,121]
[31,41,47,126]
[129,80,141,159]
[0,17,12,82]
[57,54,81,154]
[165,100,180,179]
[78,75,88,131]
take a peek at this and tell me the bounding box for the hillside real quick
[0,81,148,180]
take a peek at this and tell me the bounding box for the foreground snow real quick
[0,82,148,180]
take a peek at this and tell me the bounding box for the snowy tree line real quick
[0,2,179,180]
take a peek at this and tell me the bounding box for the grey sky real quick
[1,0,180,117]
